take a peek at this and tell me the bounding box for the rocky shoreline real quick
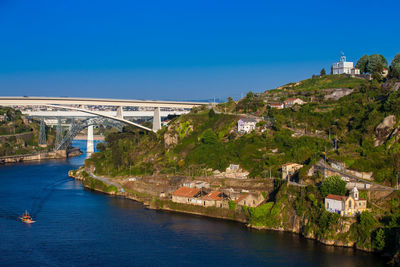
[67,168,384,257]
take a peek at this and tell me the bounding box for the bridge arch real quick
[56,117,124,151]
[46,104,154,132]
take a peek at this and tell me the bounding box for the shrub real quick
[373,228,385,251]
[228,200,237,210]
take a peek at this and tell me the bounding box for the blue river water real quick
[0,141,387,266]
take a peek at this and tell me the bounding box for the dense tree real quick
[320,68,326,76]
[356,54,388,74]
[319,175,347,197]
[390,52,400,79]
[391,52,400,67]
[356,55,369,73]
[354,212,376,248]
[391,63,400,79]
[366,55,388,73]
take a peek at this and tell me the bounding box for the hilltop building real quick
[332,53,360,75]
[325,187,367,216]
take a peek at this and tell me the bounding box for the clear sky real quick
[0,0,399,100]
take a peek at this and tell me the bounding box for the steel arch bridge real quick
[56,117,124,151]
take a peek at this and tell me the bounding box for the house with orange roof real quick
[172,187,203,205]
[235,192,265,207]
[325,187,367,216]
[201,191,229,208]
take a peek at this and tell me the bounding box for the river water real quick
[0,141,386,266]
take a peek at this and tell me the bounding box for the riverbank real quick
[1,157,385,267]
[0,147,82,164]
[67,167,394,264]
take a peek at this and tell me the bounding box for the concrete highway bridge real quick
[0,96,208,152]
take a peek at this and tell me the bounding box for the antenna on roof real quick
[340,51,346,62]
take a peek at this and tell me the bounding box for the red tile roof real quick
[173,187,201,198]
[235,194,248,203]
[203,191,223,201]
[285,98,297,101]
[325,194,346,201]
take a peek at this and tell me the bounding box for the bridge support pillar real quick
[39,117,47,147]
[116,106,124,119]
[55,117,62,148]
[87,125,94,154]
[153,107,161,132]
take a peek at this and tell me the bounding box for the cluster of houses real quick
[171,182,265,209]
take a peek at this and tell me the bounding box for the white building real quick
[332,53,360,75]
[237,118,258,133]
[325,187,367,216]
[284,98,306,108]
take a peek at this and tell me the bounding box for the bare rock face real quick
[375,115,396,146]
[324,88,354,101]
[393,82,400,92]
[164,128,178,148]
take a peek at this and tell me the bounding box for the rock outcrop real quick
[374,115,396,146]
[324,88,354,101]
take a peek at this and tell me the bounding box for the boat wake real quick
[0,208,20,221]
[30,178,70,217]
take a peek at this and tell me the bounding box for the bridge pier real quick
[87,125,94,154]
[116,106,124,119]
[55,117,62,148]
[39,117,47,147]
[153,107,161,132]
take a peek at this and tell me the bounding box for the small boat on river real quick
[20,211,35,224]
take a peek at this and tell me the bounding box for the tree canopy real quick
[390,52,400,79]
[356,54,388,74]
[320,175,347,197]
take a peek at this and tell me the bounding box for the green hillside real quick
[87,75,400,186]
[0,107,56,156]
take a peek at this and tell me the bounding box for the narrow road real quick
[89,173,125,193]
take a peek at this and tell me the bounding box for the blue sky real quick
[0,0,399,100]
